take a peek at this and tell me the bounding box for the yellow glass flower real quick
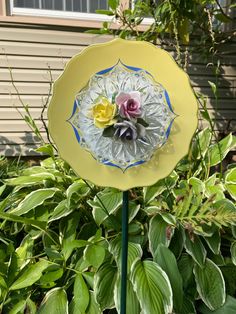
[92,97,117,128]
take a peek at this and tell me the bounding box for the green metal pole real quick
[120,190,129,314]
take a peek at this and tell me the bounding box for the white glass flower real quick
[68,61,176,171]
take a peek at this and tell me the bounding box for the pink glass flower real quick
[115,91,142,119]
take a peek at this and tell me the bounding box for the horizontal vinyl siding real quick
[0,26,235,156]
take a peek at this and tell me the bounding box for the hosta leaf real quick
[154,245,183,313]
[199,295,236,314]
[143,182,166,205]
[149,214,173,255]
[184,233,206,267]
[192,128,212,159]
[88,188,122,225]
[10,259,50,290]
[38,287,68,314]
[94,261,117,310]
[230,241,236,266]
[109,236,142,273]
[84,244,106,269]
[86,291,102,314]
[189,177,205,194]
[73,273,90,313]
[66,180,90,205]
[10,188,59,215]
[48,199,71,222]
[225,167,236,201]
[114,275,140,314]
[209,134,234,166]
[181,297,196,314]
[131,260,172,314]
[194,258,225,310]
[5,173,55,186]
[204,229,221,255]
[15,234,34,270]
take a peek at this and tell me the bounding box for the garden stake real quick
[121,190,129,314]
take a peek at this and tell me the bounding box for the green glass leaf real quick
[38,287,68,314]
[131,259,173,314]
[154,245,183,313]
[194,258,226,310]
[94,261,117,310]
[10,259,50,290]
[10,188,59,216]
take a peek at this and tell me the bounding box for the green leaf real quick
[86,291,101,314]
[154,245,183,313]
[149,214,173,255]
[48,200,71,222]
[108,0,119,10]
[94,261,117,310]
[95,9,114,15]
[208,81,217,96]
[15,234,34,270]
[204,229,221,255]
[114,275,141,314]
[189,177,205,194]
[209,134,234,166]
[5,173,55,186]
[143,171,178,204]
[230,241,236,266]
[38,287,68,314]
[84,244,106,269]
[73,273,90,313]
[181,297,196,314]
[9,300,26,314]
[205,174,225,201]
[193,128,212,159]
[109,237,142,273]
[0,211,47,231]
[194,258,226,310]
[10,188,59,216]
[40,266,63,285]
[10,259,49,290]
[215,13,231,23]
[61,212,80,261]
[199,295,236,314]
[184,233,206,267]
[131,259,173,314]
[225,167,236,201]
[88,188,122,225]
[102,126,116,137]
[36,144,54,157]
[137,117,149,127]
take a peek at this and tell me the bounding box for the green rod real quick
[120,190,129,314]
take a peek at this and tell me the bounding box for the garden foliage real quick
[0,0,236,313]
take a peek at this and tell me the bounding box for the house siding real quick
[0,26,235,156]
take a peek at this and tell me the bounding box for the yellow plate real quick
[48,38,198,190]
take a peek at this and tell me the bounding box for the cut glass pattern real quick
[68,61,176,170]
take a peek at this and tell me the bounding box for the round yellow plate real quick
[48,38,198,190]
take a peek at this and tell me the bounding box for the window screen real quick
[13,0,109,13]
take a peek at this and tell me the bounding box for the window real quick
[13,0,109,13]
[10,0,113,22]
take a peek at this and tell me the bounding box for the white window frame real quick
[9,0,113,22]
